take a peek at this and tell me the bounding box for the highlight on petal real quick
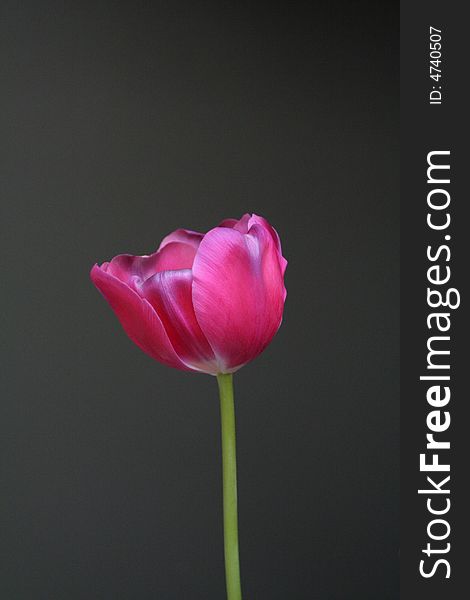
[219,213,287,275]
[90,265,189,371]
[142,269,218,374]
[247,214,288,276]
[192,223,286,373]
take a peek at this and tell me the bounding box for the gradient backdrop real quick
[1,1,399,598]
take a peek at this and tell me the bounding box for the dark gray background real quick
[1,1,399,598]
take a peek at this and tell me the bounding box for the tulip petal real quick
[142,270,218,374]
[192,223,286,373]
[105,242,197,290]
[218,218,238,229]
[150,242,198,273]
[248,214,288,277]
[158,228,204,252]
[90,265,189,371]
[219,213,251,233]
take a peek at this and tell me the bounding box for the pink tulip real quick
[91,212,287,599]
[90,213,287,375]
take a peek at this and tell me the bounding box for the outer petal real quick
[142,270,218,374]
[90,265,189,371]
[105,242,197,290]
[192,223,286,373]
[247,214,288,276]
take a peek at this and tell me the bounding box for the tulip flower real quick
[91,213,287,600]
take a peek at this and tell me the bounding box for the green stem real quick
[217,373,242,600]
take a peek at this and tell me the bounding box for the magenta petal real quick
[247,214,288,276]
[158,228,204,252]
[90,265,189,371]
[106,242,198,289]
[218,218,239,229]
[218,213,251,233]
[142,270,218,374]
[105,254,160,289]
[192,225,286,373]
[150,242,198,272]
